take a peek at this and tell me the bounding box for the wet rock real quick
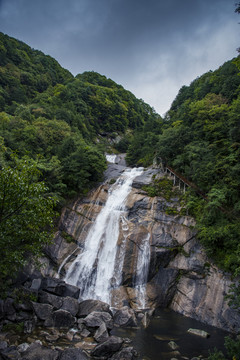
[0,342,7,351]
[31,302,53,321]
[80,329,91,338]
[148,268,179,307]
[187,328,209,338]
[90,336,123,358]
[61,297,79,316]
[41,277,80,299]
[3,299,16,320]
[17,343,29,353]
[30,279,42,291]
[51,309,75,328]
[83,311,113,330]
[0,346,21,360]
[94,322,109,343]
[24,317,36,334]
[113,307,137,327]
[77,299,111,318]
[59,347,88,360]
[38,291,63,309]
[110,346,138,360]
[168,341,179,350]
[20,342,59,360]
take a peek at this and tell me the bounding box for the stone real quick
[187,328,209,338]
[109,346,138,360]
[20,342,59,360]
[41,277,80,299]
[80,329,91,338]
[31,302,53,320]
[90,336,123,358]
[83,311,113,329]
[113,307,137,327]
[168,341,179,350]
[24,318,36,334]
[30,279,42,291]
[0,342,7,351]
[94,322,109,343]
[38,291,63,309]
[17,343,30,353]
[61,297,79,316]
[0,346,21,359]
[59,348,88,360]
[54,283,80,299]
[52,309,75,328]
[77,299,111,318]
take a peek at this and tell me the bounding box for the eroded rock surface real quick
[38,164,239,333]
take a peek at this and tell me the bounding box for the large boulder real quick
[110,347,138,360]
[77,299,111,318]
[94,322,109,343]
[41,278,80,299]
[31,302,53,321]
[51,309,75,328]
[90,336,123,358]
[61,297,79,316]
[113,307,137,327]
[38,291,63,309]
[83,311,113,330]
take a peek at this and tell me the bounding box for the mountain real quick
[0,32,161,199]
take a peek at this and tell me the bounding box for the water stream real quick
[64,166,144,305]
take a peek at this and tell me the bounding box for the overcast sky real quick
[0,0,239,115]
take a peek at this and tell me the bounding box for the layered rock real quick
[39,163,239,333]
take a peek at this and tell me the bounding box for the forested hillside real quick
[0,32,160,199]
[0,32,162,282]
[127,57,240,276]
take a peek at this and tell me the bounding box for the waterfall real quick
[106,154,117,163]
[64,167,143,304]
[134,233,151,309]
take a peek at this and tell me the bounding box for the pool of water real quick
[112,308,229,359]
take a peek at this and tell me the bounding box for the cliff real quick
[42,163,240,333]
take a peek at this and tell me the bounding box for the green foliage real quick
[207,336,240,360]
[143,176,181,201]
[0,156,57,287]
[0,32,158,200]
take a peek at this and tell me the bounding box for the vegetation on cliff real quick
[126,57,240,277]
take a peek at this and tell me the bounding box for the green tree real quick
[0,156,56,287]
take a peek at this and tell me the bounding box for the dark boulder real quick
[31,302,53,321]
[38,291,63,309]
[83,311,113,330]
[0,346,21,360]
[94,322,109,343]
[51,309,75,328]
[41,278,80,299]
[77,299,111,318]
[110,347,138,359]
[90,336,123,358]
[61,296,79,316]
[113,307,137,327]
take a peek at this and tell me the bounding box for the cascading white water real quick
[134,233,151,309]
[64,167,143,304]
[106,154,117,163]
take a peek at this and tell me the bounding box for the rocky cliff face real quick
[43,163,240,334]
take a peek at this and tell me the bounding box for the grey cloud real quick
[0,0,238,114]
